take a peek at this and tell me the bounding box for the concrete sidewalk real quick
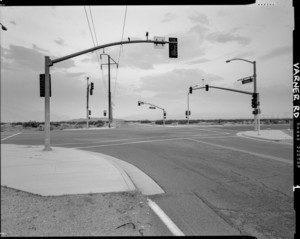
[237,129,293,141]
[1,144,164,196]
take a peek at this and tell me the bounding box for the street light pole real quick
[226,58,260,134]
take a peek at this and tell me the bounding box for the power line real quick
[83,6,107,95]
[113,6,128,98]
[84,6,96,47]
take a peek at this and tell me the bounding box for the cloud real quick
[259,45,292,60]
[2,45,45,72]
[161,12,176,23]
[32,44,49,53]
[206,31,251,45]
[188,24,209,35]
[54,38,65,46]
[188,12,209,25]
[187,58,211,65]
[1,44,76,72]
[137,68,224,99]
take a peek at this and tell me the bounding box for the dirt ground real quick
[0,186,163,236]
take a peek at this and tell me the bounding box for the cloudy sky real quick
[0,1,293,122]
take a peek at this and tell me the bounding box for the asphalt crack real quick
[192,191,245,235]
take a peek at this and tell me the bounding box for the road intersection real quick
[1,124,294,237]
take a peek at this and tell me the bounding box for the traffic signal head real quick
[90,89,93,95]
[138,101,141,106]
[189,87,193,94]
[91,82,94,90]
[169,37,178,58]
[164,112,166,117]
[251,93,258,108]
[205,85,209,91]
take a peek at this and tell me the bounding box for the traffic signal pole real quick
[187,93,190,125]
[44,56,51,151]
[138,101,166,126]
[86,77,90,129]
[193,84,258,132]
[43,39,176,151]
[253,61,260,134]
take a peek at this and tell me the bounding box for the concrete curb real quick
[1,144,164,197]
[237,130,292,142]
[1,144,135,196]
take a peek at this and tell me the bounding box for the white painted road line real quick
[187,138,292,165]
[71,134,235,149]
[1,132,22,141]
[147,199,185,236]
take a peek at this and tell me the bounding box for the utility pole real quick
[100,54,118,128]
[86,77,90,129]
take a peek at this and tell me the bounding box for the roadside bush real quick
[22,121,40,128]
[141,120,151,124]
[94,120,105,127]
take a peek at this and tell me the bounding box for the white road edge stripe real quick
[1,132,22,141]
[147,198,184,236]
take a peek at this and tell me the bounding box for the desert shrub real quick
[141,120,151,124]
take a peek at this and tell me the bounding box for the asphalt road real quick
[1,124,294,238]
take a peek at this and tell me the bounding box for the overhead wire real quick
[113,6,128,100]
[83,6,107,95]
[88,6,108,95]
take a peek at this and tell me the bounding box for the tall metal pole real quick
[254,61,260,134]
[44,56,52,151]
[108,56,111,128]
[253,61,257,132]
[43,39,175,150]
[86,77,90,129]
[187,93,190,125]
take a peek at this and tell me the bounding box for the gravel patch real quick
[1,186,159,236]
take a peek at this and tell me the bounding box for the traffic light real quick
[164,111,166,117]
[90,82,94,95]
[138,101,141,106]
[89,110,91,115]
[205,84,209,91]
[189,87,193,94]
[251,93,258,108]
[39,74,52,97]
[104,110,107,116]
[169,37,178,58]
